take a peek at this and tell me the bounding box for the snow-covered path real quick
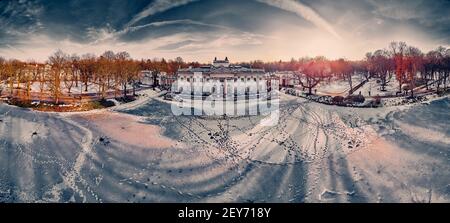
[0,94,449,202]
[57,117,95,202]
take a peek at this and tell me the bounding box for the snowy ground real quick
[314,75,365,96]
[0,90,449,203]
[357,78,400,97]
[0,81,136,97]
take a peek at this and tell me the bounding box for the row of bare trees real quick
[1,42,449,103]
[365,42,450,96]
[243,42,450,96]
[0,50,139,103]
[0,50,192,103]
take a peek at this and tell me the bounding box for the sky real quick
[0,0,449,63]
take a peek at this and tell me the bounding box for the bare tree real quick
[404,46,424,97]
[390,41,408,94]
[48,50,68,104]
[79,53,96,93]
[70,54,80,88]
[367,49,393,91]
[37,64,47,101]
[296,58,330,95]
[0,57,6,96]
[115,51,131,97]
[63,59,76,94]
[331,59,353,91]
[22,62,40,100]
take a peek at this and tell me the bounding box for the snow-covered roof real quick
[179,57,265,75]
[178,65,265,75]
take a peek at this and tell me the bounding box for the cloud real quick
[126,0,199,27]
[256,0,342,39]
[0,0,43,39]
[367,0,426,20]
[124,19,233,33]
[86,25,117,43]
[1,0,449,62]
[89,18,269,44]
[0,23,266,63]
[102,19,267,53]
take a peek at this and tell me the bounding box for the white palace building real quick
[174,57,275,98]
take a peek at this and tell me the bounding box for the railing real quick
[348,79,368,95]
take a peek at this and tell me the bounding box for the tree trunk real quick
[26,81,31,99]
[84,75,88,92]
[101,83,105,99]
[348,74,353,92]
[9,78,13,95]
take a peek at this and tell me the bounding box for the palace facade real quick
[175,57,271,96]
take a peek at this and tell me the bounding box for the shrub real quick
[345,94,365,104]
[332,96,345,104]
[373,96,382,106]
[98,99,116,107]
[7,98,35,108]
[318,96,333,104]
[115,96,136,103]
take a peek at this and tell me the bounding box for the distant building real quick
[159,72,177,89]
[139,70,155,86]
[139,71,176,89]
[175,57,270,96]
[274,71,298,88]
[212,57,230,68]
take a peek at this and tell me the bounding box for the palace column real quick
[224,79,228,96]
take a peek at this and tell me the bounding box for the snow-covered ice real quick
[0,90,449,203]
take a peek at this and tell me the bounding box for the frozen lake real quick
[0,94,449,203]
